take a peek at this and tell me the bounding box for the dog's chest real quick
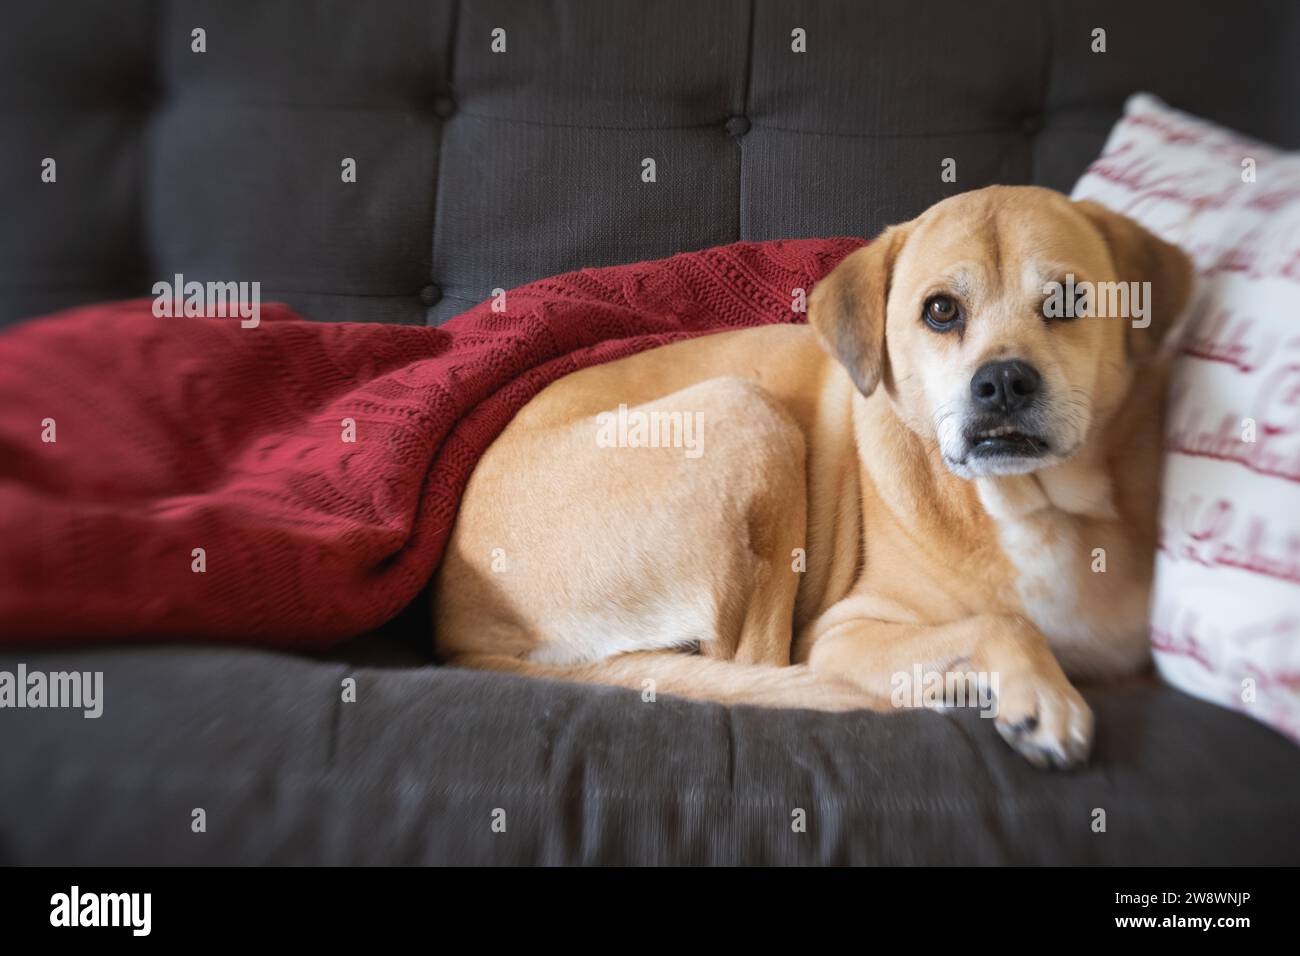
[977,479,1150,676]
[995,512,1088,638]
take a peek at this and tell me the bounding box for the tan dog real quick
[433,186,1193,768]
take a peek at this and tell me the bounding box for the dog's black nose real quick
[970,360,1042,413]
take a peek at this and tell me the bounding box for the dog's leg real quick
[704,396,807,669]
[438,375,808,671]
[798,598,1093,768]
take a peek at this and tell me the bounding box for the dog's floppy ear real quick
[808,225,909,396]
[1074,199,1194,359]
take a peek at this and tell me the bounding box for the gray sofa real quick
[2,0,1299,865]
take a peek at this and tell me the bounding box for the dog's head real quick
[809,186,1193,478]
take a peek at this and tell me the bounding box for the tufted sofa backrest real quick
[3,0,1298,328]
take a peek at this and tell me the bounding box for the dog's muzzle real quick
[962,360,1051,461]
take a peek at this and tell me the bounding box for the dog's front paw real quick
[993,676,1093,770]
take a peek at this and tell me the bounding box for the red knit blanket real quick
[0,239,861,647]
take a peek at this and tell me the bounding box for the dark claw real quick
[1010,714,1038,734]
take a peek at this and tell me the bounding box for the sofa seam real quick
[737,0,757,243]
[427,0,460,323]
[11,764,1298,815]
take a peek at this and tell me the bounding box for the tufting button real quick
[434,96,456,119]
[1022,113,1044,135]
[419,283,442,306]
[725,115,751,138]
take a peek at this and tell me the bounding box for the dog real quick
[432,186,1193,769]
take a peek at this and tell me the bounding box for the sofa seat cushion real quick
[2,642,1297,864]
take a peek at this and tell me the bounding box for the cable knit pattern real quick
[0,238,863,647]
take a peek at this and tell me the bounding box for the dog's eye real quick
[1040,280,1085,323]
[923,295,961,331]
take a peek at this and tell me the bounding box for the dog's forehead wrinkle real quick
[917,259,985,299]
[992,217,1006,276]
[1025,260,1072,292]
[950,270,974,298]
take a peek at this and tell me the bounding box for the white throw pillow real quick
[1072,93,1300,743]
